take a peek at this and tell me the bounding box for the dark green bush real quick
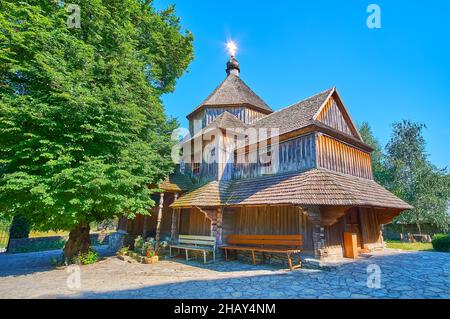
[432,234,450,252]
[9,215,30,239]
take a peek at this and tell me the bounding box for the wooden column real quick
[155,192,164,244]
[170,193,179,241]
[215,207,223,246]
[307,206,325,259]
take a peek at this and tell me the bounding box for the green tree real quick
[358,122,386,183]
[384,121,449,233]
[0,0,193,259]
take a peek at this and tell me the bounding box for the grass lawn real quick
[385,240,434,251]
[29,230,70,238]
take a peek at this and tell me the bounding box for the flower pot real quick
[143,256,159,264]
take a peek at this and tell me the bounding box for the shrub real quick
[72,248,99,265]
[432,234,450,252]
[117,246,129,256]
[9,215,30,239]
[134,236,144,253]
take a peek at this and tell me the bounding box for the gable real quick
[314,92,361,139]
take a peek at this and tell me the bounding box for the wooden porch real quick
[119,194,396,262]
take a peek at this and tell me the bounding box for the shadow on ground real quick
[36,250,450,299]
[0,245,114,277]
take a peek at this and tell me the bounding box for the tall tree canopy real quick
[359,121,449,233]
[0,0,194,258]
[383,121,449,233]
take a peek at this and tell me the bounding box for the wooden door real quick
[345,209,363,249]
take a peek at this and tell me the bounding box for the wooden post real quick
[216,207,223,246]
[155,192,164,244]
[171,193,179,240]
[307,206,325,259]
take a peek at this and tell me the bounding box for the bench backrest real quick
[226,234,303,248]
[178,235,216,248]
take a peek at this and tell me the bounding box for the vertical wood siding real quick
[232,133,316,180]
[203,107,266,128]
[358,207,382,246]
[179,207,212,236]
[316,133,373,179]
[316,97,355,137]
[223,206,314,251]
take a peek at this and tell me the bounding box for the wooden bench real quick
[169,235,216,264]
[219,234,303,271]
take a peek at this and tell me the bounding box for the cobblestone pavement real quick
[0,248,449,299]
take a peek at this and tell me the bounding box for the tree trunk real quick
[63,222,91,260]
[416,221,422,235]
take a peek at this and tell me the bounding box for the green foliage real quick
[134,235,144,253]
[385,240,433,251]
[431,234,450,252]
[133,236,167,257]
[53,248,99,265]
[0,1,193,236]
[358,122,387,183]
[9,215,30,239]
[359,121,449,232]
[143,237,168,257]
[117,246,130,256]
[384,121,449,232]
[72,248,99,265]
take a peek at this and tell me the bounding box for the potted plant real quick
[116,246,130,261]
[142,237,168,264]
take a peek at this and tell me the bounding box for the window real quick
[193,162,201,174]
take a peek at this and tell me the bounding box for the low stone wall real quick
[7,233,110,253]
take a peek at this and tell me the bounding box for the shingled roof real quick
[171,169,412,210]
[209,111,248,130]
[158,171,194,193]
[187,74,272,118]
[251,87,334,136]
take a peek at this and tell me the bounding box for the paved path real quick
[0,248,449,299]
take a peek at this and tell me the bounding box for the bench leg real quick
[203,250,207,264]
[169,247,172,258]
[185,249,189,261]
[224,249,228,261]
[213,250,215,262]
[251,250,256,265]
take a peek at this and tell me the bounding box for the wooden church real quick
[118,54,412,262]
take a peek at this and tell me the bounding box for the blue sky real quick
[154,0,449,170]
